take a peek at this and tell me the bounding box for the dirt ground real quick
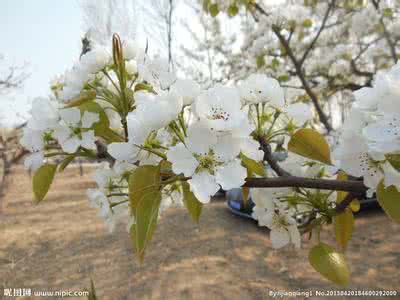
[0,164,399,300]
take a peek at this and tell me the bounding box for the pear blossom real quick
[53,108,99,153]
[194,85,244,131]
[80,46,110,74]
[167,122,247,203]
[363,114,400,153]
[239,74,285,107]
[170,78,201,106]
[334,134,384,190]
[251,188,301,249]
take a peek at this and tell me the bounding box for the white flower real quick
[20,127,45,152]
[24,151,44,171]
[170,78,201,106]
[27,97,59,131]
[195,85,244,131]
[123,39,138,60]
[382,162,400,191]
[167,122,247,203]
[53,108,99,153]
[188,171,221,203]
[126,59,138,75]
[334,134,384,190]
[266,210,301,249]
[80,47,110,74]
[251,188,300,249]
[138,56,176,90]
[239,74,285,107]
[60,64,89,101]
[363,114,400,153]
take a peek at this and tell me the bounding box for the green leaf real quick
[133,190,162,262]
[79,101,110,135]
[32,164,57,203]
[256,55,265,68]
[228,4,239,17]
[182,182,203,222]
[240,153,265,176]
[377,181,400,223]
[334,208,354,251]
[58,154,77,172]
[302,18,313,28]
[98,127,125,143]
[134,83,156,94]
[64,90,96,108]
[309,243,350,286]
[386,154,400,171]
[128,165,161,211]
[128,165,162,261]
[349,199,360,212]
[209,3,219,17]
[288,128,332,165]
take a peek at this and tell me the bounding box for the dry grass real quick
[0,164,399,299]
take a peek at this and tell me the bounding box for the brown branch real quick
[272,26,333,132]
[259,139,291,177]
[252,3,332,132]
[299,0,336,66]
[335,192,359,213]
[243,176,367,193]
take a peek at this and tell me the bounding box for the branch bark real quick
[243,176,367,193]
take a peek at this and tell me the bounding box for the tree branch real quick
[299,0,335,66]
[243,176,367,193]
[252,3,332,132]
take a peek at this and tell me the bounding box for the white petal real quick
[215,159,247,190]
[186,122,217,154]
[24,152,44,171]
[53,125,71,144]
[81,111,99,128]
[270,227,290,249]
[214,134,240,162]
[60,108,81,125]
[108,142,137,162]
[62,136,81,153]
[80,131,97,150]
[239,138,264,161]
[188,172,219,203]
[167,143,198,177]
[383,162,400,191]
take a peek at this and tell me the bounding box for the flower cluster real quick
[20,35,315,244]
[335,62,400,195]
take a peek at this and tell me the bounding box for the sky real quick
[0,0,83,127]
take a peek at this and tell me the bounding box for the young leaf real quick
[64,90,96,108]
[334,208,354,251]
[240,153,265,176]
[134,190,162,262]
[182,182,203,222]
[32,164,57,203]
[309,243,350,286]
[288,128,332,165]
[228,4,239,17]
[377,181,400,223]
[209,3,219,17]
[58,154,77,172]
[128,165,161,211]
